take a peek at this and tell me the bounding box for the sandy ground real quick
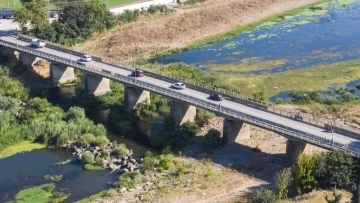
[77,0,322,61]
[91,117,327,203]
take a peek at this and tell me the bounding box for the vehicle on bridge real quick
[209,93,224,101]
[131,70,144,77]
[171,82,186,90]
[80,55,92,62]
[30,38,46,48]
[294,112,303,121]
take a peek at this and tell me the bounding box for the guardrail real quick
[1,39,360,157]
[10,34,360,136]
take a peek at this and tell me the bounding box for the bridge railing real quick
[12,34,360,135]
[2,38,360,157]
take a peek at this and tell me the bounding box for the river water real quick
[155,0,360,74]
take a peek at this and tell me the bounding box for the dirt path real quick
[78,0,323,61]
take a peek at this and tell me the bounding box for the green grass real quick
[44,174,63,182]
[83,163,103,171]
[0,141,46,159]
[75,191,106,203]
[0,0,20,8]
[15,183,68,203]
[206,58,287,72]
[225,60,360,96]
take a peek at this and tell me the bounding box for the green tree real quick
[13,0,49,31]
[315,151,355,188]
[274,168,292,199]
[180,121,200,137]
[293,154,317,194]
[195,108,214,127]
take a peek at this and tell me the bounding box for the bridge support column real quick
[18,52,40,66]
[50,63,76,86]
[286,140,313,164]
[222,118,250,145]
[170,99,196,126]
[85,74,111,96]
[124,86,150,110]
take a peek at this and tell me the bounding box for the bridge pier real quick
[222,118,250,145]
[170,99,196,126]
[0,46,17,61]
[85,74,111,96]
[18,52,41,66]
[124,86,150,110]
[286,139,313,164]
[50,63,76,86]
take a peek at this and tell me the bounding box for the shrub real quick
[116,171,149,189]
[104,189,117,197]
[141,151,159,173]
[93,136,109,147]
[253,91,267,101]
[114,144,130,158]
[274,168,292,199]
[181,121,200,137]
[250,189,277,203]
[195,108,215,127]
[293,154,317,194]
[158,154,174,172]
[82,151,95,164]
[202,129,222,150]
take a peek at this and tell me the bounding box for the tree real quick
[180,121,200,137]
[315,151,355,188]
[274,168,292,199]
[195,108,214,127]
[293,154,317,194]
[13,0,49,31]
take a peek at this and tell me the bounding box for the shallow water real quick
[155,1,360,74]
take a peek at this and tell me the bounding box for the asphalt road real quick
[1,34,360,152]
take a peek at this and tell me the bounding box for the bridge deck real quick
[1,35,360,156]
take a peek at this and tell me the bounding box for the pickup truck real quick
[30,38,46,48]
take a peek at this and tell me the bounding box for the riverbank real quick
[0,141,46,159]
[77,0,325,61]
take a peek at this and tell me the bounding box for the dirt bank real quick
[77,0,322,61]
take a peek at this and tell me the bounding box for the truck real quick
[30,38,46,48]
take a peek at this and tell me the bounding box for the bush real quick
[202,129,221,150]
[104,189,117,197]
[82,151,95,164]
[141,151,159,173]
[115,171,149,189]
[114,144,130,158]
[274,168,292,199]
[93,136,109,147]
[181,121,200,137]
[293,154,317,194]
[158,154,174,172]
[118,9,140,23]
[250,189,277,203]
[253,91,267,101]
[195,108,215,127]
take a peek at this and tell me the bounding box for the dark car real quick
[209,93,224,101]
[131,70,144,77]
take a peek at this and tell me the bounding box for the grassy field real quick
[0,141,46,159]
[221,60,360,96]
[0,0,138,9]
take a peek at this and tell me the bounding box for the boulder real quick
[119,187,127,193]
[109,164,116,170]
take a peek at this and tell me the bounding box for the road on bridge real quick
[1,35,360,153]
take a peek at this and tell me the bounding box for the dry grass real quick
[77,0,321,61]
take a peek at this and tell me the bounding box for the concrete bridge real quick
[1,35,360,163]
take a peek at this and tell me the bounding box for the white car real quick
[80,55,92,62]
[171,82,186,90]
